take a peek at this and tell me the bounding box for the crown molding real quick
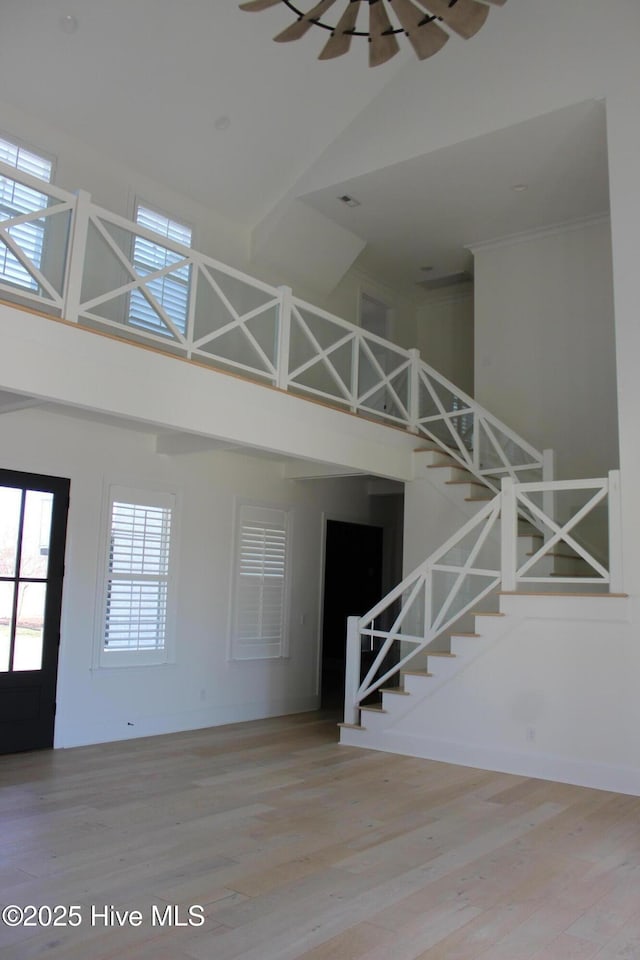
[466,213,610,256]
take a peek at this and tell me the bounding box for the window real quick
[129,204,192,338]
[230,504,291,660]
[98,486,177,666]
[0,136,53,291]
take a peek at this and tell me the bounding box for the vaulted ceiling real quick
[0,1,613,290]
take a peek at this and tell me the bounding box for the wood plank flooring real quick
[1,712,640,959]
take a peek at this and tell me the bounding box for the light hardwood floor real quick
[1,712,640,960]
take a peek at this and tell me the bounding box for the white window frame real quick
[229,502,292,661]
[0,133,55,293]
[128,200,193,339]
[95,484,179,668]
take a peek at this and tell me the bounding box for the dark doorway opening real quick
[321,520,383,710]
[0,469,70,754]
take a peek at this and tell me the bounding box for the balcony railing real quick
[0,160,547,487]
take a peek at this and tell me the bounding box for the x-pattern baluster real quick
[516,486,609,580]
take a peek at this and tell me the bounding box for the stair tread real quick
[473,611,505,617]
[381,687,410,696]
[360,705,387,714]
[451,631,481,638]
[465,496,493,502]
[526,550,584,560]
[549,572,598,578]
[428,650,456,658]
[447,479,487,488]
[401,669,433,678]
[499,591,628,598]
[338,722,367,731]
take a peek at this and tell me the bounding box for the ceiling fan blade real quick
[369,0,400,66]
[417,0,489,40]
[389,0,449,60]
[274,0,339,42]
[319,1,363,60]
[239,0,282,10]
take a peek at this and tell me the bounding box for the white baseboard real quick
[340,728,640,797]
[54,696,320,748]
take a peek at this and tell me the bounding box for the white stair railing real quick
[500,472,623,592]
[0,160,548,493]
[345,471,622,725]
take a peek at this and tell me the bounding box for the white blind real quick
[0,136,52,291]
[103,495,174,654]
[232,505,290,660]
[129,204,192,338]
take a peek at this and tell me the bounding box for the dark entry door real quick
[321,520,383,709]
[0,470,69,753]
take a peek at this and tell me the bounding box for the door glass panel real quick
[13,582,46,671]
[20,491,53,579]
[0,581,14,672]
[0,486,22,576]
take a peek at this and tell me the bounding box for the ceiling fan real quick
[239,0,507,68]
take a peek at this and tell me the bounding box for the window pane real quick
[0,486,22,576]
[0,138,52,181]
[19,491,52,579]
[233,506,289,659]
[110,501,171,577]
[129,205,192,337]
[0,581,14,672]
[13,582,46,671]
[102,493,174,657]
[0,139,52,292]
[105,579,167,651]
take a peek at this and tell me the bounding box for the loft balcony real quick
[0,159,545,485]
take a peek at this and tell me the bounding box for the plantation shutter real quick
[102,488,175,659]
[232,504,290,660]
[0,137,53,290]
[129,204,192,337]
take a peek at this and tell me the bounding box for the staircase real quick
[339,441,623,765]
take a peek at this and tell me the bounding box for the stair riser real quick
[427,466,476,483]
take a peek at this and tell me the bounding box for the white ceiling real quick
[0,0,404,225]
[0,2,611,290]
[301,99,610,286]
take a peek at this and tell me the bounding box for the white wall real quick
[322,263,419,351]
[0,97,420,351]
[0,407,376,748]
[415,289,474,394]
[473,219,618,480]
[345,594,640,796]
[0,98,249,271]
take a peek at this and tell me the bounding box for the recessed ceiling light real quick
[511,183,529,192]
[59,14,78,33]
[338,195,360,208]
[214,116,231,132]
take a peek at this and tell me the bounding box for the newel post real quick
[276,285,293,390]
[64,188,91,323]
[344,616,361,726]
[408,347,420,432]
[608,469,623,594]
[500,477,517,593]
